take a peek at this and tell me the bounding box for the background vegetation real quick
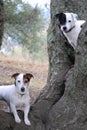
[2,0,49,61]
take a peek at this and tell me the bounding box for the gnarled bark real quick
[0,0,4,49]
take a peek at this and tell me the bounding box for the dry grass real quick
[0,54,48,111]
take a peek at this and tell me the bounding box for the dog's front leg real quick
[24,104,31,126]
[10,103,21,123]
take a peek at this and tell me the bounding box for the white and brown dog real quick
[55,12,86,49]
[0,73,33,125]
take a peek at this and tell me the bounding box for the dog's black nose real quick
[21,87,25,92]
[63,26,67,31]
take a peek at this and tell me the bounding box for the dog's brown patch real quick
[23,73,33,84]
[11,73,19,79]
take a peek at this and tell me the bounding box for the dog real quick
[55,12,86,49]
[0,73,33,125]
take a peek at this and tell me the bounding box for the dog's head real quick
[12,73,33,95]
[55,12,78,33]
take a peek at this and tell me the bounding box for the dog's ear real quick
[71,13,78,21]
[11,73,19,79]
[55,13,63,27]
[25,73,34,79]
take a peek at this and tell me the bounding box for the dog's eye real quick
[68,20,71,22]
[18,80,20,83]
[24,80,28,83]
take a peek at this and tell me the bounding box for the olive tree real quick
[0,0,87,130]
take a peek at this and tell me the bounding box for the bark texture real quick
[0,0,4,48]
[0,0,87,130]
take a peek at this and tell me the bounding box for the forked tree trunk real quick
[0,0,87,130]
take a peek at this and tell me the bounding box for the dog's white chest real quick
[63,28,79,48]
[63,20,85,49]
[12,93,30,106]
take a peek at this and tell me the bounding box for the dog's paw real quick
[15,117,21,123]
[25,119,31,126]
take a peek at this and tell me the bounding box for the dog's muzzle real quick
[21,87,25,92]
[65,26,75,33]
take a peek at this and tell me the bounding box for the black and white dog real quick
[55,12,86,49]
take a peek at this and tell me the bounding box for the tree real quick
[0,0,87,130]
[0,0,4,49]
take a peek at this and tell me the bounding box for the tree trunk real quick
[47,0,87,129]
[0,0,87,130]
[0,0,4,49]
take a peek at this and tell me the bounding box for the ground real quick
[0,54,48,111]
